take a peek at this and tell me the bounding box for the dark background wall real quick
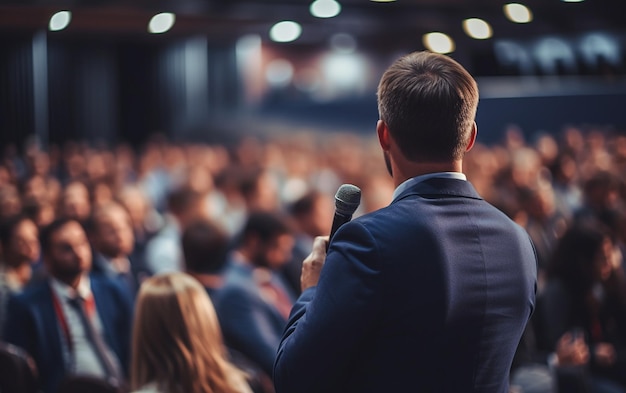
[1,30,625,151]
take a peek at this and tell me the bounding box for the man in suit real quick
[3,218,133,393]
[182,218,230,300]
[273,51,538,393]
[216,211,295,378]
[281,190,334,296]
[87,201,148,301]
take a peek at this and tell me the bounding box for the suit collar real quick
[392,177,482,203]
[392,172,467,201]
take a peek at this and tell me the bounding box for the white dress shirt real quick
[50,275,121,378]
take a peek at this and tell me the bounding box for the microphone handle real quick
[328,211,353,251]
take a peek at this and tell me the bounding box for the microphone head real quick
[334,184,361,216]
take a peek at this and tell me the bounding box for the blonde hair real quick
[131,272,249,393]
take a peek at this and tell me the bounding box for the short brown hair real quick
[377,51,479,162]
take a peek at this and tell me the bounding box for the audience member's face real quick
[594,237,614,282]
[179,197,210,228]
[36,203,56,228]
[309,195,334,237]
[118,190,148,232]
[0,185,21,219]
[257,234,294,270]
[92,182,113,206]
[6,219,39,267]
[23,175,47,204]
[93,206,134,258]
[250,172,279,211]
[46,221,92,281]
[29,151,51,176]
[61,182,91,221]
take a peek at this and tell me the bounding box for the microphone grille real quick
[335,184,361,215]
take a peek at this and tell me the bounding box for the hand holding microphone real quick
[301,184,361,291]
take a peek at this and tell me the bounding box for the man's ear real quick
[465,121,477,153]
[377,120,391,151]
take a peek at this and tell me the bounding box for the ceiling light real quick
[423,32,455,54]
[310,0,342,18]
[49,11,71,32]
[148,13,175,34]
[562,0,584,2]
[462,18,493,39]
[504,3,533,23]
[270,21,302,43]
[370,0,397,2]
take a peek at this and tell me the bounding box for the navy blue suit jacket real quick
[216,260,294,377]
[3,273,133,393]
[274,178,537,393]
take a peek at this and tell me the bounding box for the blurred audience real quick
[1,123,626,392]
[539,223,626,392]
[282,190,334,295]
[216,211,295,378]
[131,272,251,393]
[182,218,230,299]
[59,181,92,224]
[182,219,276,393]
[0,215,39,336]
[144,186,207,274]
[3,218,133,393]
[87,202,148,301]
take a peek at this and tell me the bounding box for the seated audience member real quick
[182,219,275,393]
[182,219,230,299]
[0,215,40,336]
[131,272,251,393]
[116,185,160,267]
[87,202,148,301]
[239,168,281,213]
[517,182,568,290]
[3,218,133,393]
[216,211,295,377]
[58,181,92,225]
[282,190,333,295]
[0,184,21,220]
[511,313,592,393]
[539,222,626,392]
[574,172,622,226]
[144,186,207,274]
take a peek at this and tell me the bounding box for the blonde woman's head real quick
[131,272,247,393]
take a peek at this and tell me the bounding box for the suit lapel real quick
[90,275,116,350]
[40,281,68,371]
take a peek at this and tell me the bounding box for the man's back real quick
[274,178,537,393]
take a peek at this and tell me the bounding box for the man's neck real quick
[3,263,32,289]
[97,252,130,274]
[235,249,254,266]
[54,273,83,290]
[189,271,223,290]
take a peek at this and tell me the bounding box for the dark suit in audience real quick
[182,218,275,393]
[216,211,295,377]
[87,202,149,301]
[3,219,133,393]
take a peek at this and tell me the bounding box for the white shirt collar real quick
[392,172,467,202]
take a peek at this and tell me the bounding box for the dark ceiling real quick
[0,0,624,52]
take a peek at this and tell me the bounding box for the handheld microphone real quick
[329,184,361,247]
